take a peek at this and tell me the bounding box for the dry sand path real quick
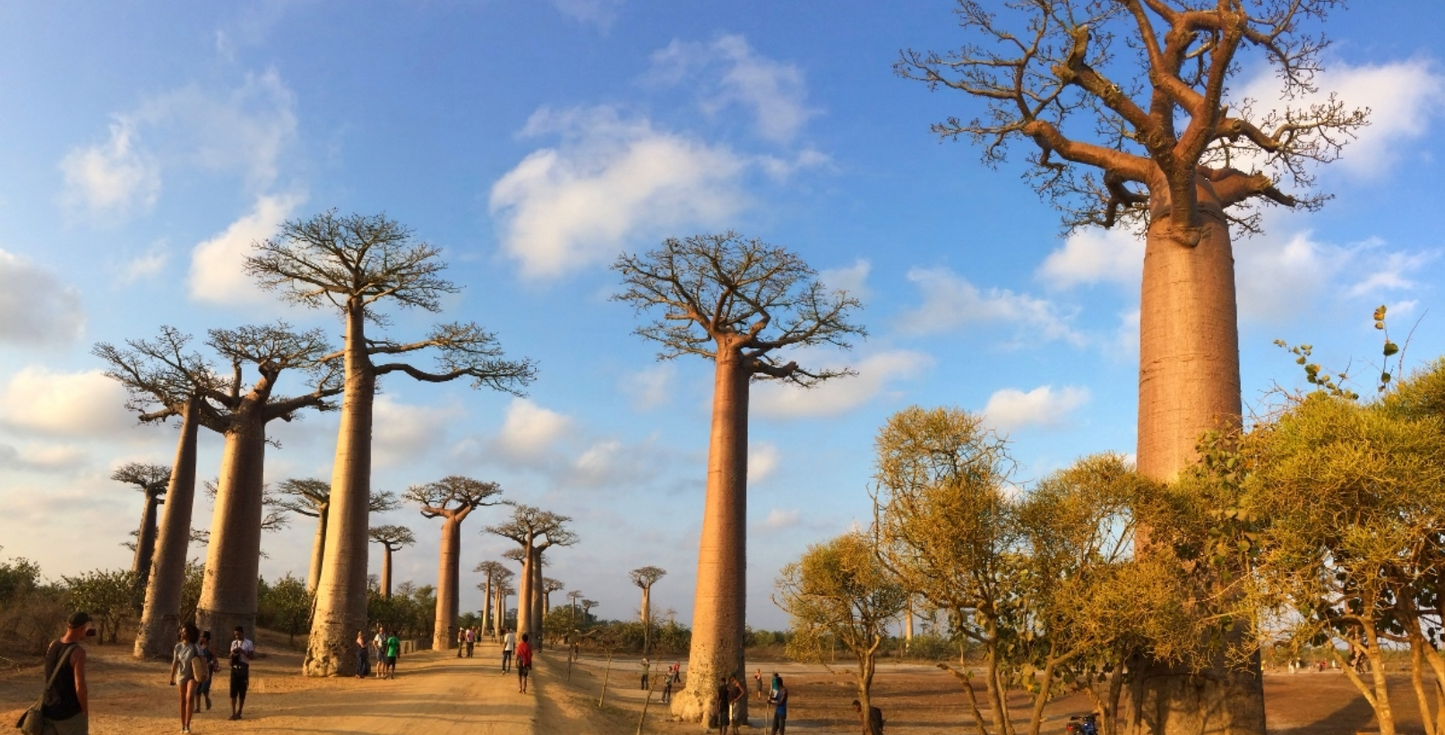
[1,639,540,735]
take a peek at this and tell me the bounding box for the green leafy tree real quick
[260,573,315,645]
[63,569,137,644]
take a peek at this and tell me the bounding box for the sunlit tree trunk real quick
[380,544,393,600]
[135,398,200,659]
[675,346,749,722]
[306,302,375,676]
[431,515,462,651]
[1130,184,1262,735]
[530,548,544,649]
[306,506,328,593]
[195,398,268,639]
[640,584,652,655]
[481,576,492,640]
[132,493,162,588]
[517,545,534,641]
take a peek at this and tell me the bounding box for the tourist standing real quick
[33,611,90,735]
[196,631,218,711]
[384,630,400,679]
[515,633,533,693]
[714,678,731,735]
[372,626,386,679]
[456,627,465,658]
[228,626,254,720]
[355,630,370,679]
[768,676,788,735]
[641,657,650,690]
[501,628,515,673]
[728,674,746,735]
[754,668,763,700]
[466,626,476,657]
[170,622,200,733]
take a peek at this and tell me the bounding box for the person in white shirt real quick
[228,627,254,721]
[501,629,516,673]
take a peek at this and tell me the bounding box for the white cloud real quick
[748,442,779,483]
[1234,228,1433,323]
[983,385,1091,431]
[0,367,135,438]
[898,267,1085,346]
[552,0,624,29]
[1239,59,1445,180]
[1346,250,1438,298]
[647,34,818,143]
[0,442,87,472]
[819,258,872,300]
[372,396,462,469]
[620,364,676,411]
[490,106,749,279]
[1036,227,1144,289]
[59,119,161,221]
[0,249,85,346]
[119,241,170,285]
[754,350,933,419]
[188,193,304,305]
[491,398,576,465]
[762,508,800,530]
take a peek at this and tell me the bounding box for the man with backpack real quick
[24,611,91,735]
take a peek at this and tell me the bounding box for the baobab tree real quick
[567,589,585,628]
[367,525,415,600]
[581,599,598,624]
[542,577,565,617]
[630,566,666,655]
[193,324,341,638]
[487,504,578,649]
[406,475,504,651]
[896,2,1366,733]
[112,462,170,599]
[613,232,864,720]
[475,560,510,639]
[490,565,516,638]
[276,479,399,592]
[245,211,538,676]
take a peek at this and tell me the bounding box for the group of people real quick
[454,625,484,657]
[357,626,401,679]
[168,621,253,733]
[713,670,789,735]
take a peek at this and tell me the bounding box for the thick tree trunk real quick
[306,303,375,677]
[530,548,544,649]
[195,398,268,640]
[135,398,200,660]
[517,542,534,642]
[641,585,652,655]
[306,508,328,593]
[1128,182,1263,735]
[132,493,162,604]
[431,515,461,651]
[673,349,749,723]
[481,577,492,640]
[381,545,393,600]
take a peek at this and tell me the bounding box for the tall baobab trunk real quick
[135,398,200,659]
[640,584,653,655]
[494,586,504,639]
[132,490,163,599]
[481,576,492,640]
[1130,183,1262,735]
[306,303,375,676]
[306,506,328,593]
[380,544,394,600]
[431,516,463,651]
[904,598,913,652]
[517,550,534,641]
[195,400,268,639]
[675,348,749,723]
[530,548,544,649]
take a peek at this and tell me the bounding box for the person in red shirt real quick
[515,633,533,693]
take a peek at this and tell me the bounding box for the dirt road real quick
[0,639,538,735]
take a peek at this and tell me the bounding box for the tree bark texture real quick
[431,516,462,651]
[134,398,200,660]
[381,545,393,600]
[1128,180,1263,735]
[306,507,328,593]
[517,547,534,642]
[132,495,161,586]
[673,350,749,723]
[530,548,544,649]
[305,303,376,676]
[195,399,268,640]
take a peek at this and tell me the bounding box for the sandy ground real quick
[0,636,538,735]
[2,636,1433,734]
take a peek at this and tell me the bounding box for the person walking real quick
[384,630,400,679]
[196,631,218,712]
[661,673,673,704]
[355,630,371,679]
[31,611,91,735]
[852,699,884,735]
[466,627,476,658]
[169,622,200,733]
[501,628,515,673]
[456,627,465,658]
[515,633,533,694]
[228,626,254,720]
[768,675,789,735]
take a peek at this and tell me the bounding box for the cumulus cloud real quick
[189,193,304,305]
[490,106,749,279]
[552,0,624,29]
[748,442,780,483]
[0,367,135,438]
[1239,59,1445,180]
[0,250,85,347]
[753,350,933,419]
[647,34,818,143]
[119,241,170,285]
[1036,227,1144,290]
[0,442,87,472]
[372,396,463,469]
[762,508,800,530]
[983,385,1091,431]
[819,258,872,300]
[620,364,676,411]
[897,267,1084,346]
[490,398,576,466]
[59,120,161,221]
[1234,228,1433,323]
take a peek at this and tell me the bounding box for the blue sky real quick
[1,1,1443,631]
